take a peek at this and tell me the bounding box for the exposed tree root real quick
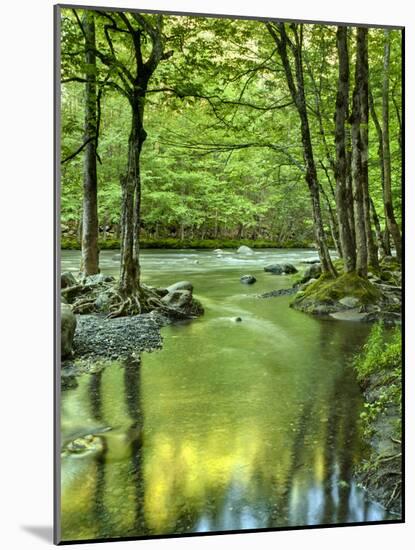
[68,279,203,320]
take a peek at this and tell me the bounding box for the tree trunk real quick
[268,23,336,276]
[358,28,379,270]
[119,100,146,296]
[320,183,342,257]
[368,89,391,256]
[80,11,99,276]
[382,30,402,262]
[370,198,388,258]
[350,28,369,278]
[334,27,356,272]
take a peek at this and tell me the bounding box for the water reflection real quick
[60,250,391,542]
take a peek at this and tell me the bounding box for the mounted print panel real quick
[55,3,404,544]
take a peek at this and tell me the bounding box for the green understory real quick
[60,237,313,250]
[353,324,402,513]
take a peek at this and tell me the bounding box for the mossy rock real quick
[291,272,382,314]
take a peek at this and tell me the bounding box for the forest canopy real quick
[60,7,403,316]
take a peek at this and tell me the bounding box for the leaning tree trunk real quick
[80,11,99,276]
[358,28,379,270]
[382,30,402,262]
[369,89,392,256]
[370,198,388,258]
[334,26,356,273]
[267,22,336,276]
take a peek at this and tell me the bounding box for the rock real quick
[161,289,193,309]
[264,264,283,274]
[154,288,169,297]
[301,259,321,264]
[166,281,193,293]
[339,296,360,309]
[94,292,111,312]
[237,245,254,255]
[281,263,298,274]
[240,275,256,284]
[299,278,317,290]
[213,249,224,254]
[61,303,76,358]
[330,309,371,322]
[84,273,114,286]
[64,435,104,455]
[302,263,322,282]
[264,263,297,275]
[234,317,242,322]
[260,287,298,298]
[61,271,77,289]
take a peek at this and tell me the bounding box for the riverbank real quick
[353,324,402,515]
[61,236,313,250]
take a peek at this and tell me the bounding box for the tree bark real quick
[368,89,391,256]
[370,198,388,258]
[350,28,369,277]
[382,30,402,262]
[80,11,99,276]
[359,29,379,270]
[267,22,336,276]
[334,27,356,272]
[119,95,146,296]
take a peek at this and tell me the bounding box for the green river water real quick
[60,248,391,541]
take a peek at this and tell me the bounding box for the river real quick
[59,248,391,541]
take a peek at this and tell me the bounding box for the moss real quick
[294,272,381,307]
[353,324,402,514]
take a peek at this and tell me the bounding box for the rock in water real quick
[213,249,224,254]
[166,281,193,293]
[61,303,76,358]
[240,275,257,284]
[330,309,368,322]
[237,245,254,255]
[264,263,297,275]
[339,296,360,309]
[61,271,77,289]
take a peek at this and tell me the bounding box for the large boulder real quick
[166,281,193,293]
[237,245,254,255]
[161,289,204,317]
[339,296,360,309]
[240,275,256,284]
[61,271,77,289]
[264,263,298,275]
[162,289,193,309]
[301,263,322,282]
[61,303,76,358]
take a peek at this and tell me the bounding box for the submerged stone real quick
[237,245,254,255]
[240,275,256,284]
[264,263,297,275]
